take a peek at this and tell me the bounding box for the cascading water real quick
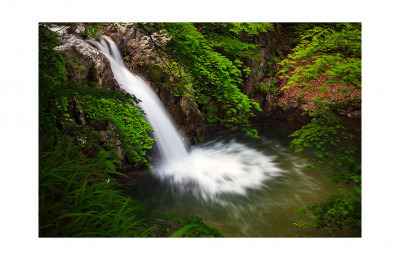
[91,36,281,201]
[90,36,189,163]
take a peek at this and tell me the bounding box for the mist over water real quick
[157,139,282,200]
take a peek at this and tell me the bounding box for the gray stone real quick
[55,35,119,90]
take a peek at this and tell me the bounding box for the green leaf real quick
[171,224,207,237]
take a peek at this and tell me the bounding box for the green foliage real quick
[39,132,153,237]
[80,23,104,38]
[39,79,154,166]
[171,222,223,237]
[65,22,106,38]
[290,112,361,234]
[278,23,361,102]
[157,211,224,237]
[290,111,360,178]
[39,23,223,237]
[194,23,273,60]
[228,22,274,36]
[78,94,154,166]
[278,23,362,234]
[154,61,196,99]
[137,22,267,137]
[257,79,278,95]
[265,55,280,78]
[39,24,154,167]
[295,186,361,234]
[177,216,223,237]
[39,23,156,237]
[281,24,362,236]
[39,24,68,83]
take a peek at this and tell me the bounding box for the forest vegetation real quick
[39,22,361,237]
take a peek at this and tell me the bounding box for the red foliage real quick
[275,59,361,105]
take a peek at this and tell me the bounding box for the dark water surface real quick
[127,122,360,237]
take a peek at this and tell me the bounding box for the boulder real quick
[55,35,119,90]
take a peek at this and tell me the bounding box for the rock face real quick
[55,34,119,90]
[237,30,286,120]
[243,31,279,96]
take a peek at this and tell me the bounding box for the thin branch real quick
[52,26,68,34]
[139,24,179,81]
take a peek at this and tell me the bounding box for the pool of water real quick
[127,122,360,237]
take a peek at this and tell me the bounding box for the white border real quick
[2,0,400,259]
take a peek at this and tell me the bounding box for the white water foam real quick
[92,36,282,199]
[157,140,281,199]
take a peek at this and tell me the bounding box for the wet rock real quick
[277,101,291,112]
[99,128,125,161]
[264,94,277,111]
[178,95,206,142]
[73,97,86,125]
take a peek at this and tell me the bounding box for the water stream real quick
[92,36,358,237]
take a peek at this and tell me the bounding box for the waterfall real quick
[92,36,281,201]
[91,36,189,163]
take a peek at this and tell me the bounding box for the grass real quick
[39,132,224,237]
[39,132,153,237]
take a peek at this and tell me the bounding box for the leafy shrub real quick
[39,23,154,167]
[278,23,361,92]
[136,22,268,137]
[156,211,224,237]
[257,79,278,95]
[39,23,155,237]
[290,112,361,235]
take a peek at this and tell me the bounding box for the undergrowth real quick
[39,23,223,237]
[39,132,153,237]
